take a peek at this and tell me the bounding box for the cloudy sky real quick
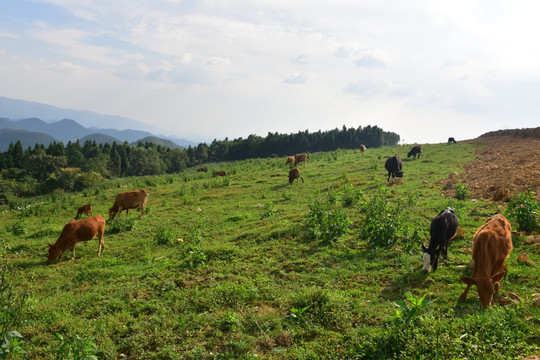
[1,1,539,144]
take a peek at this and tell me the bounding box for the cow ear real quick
[460,276,476,285]
[491,272,505,283]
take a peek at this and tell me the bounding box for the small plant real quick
[286,305,311,323]
[54,333,98,360]
[454,182,470,200]
[180,224,206,270]
[506,189,540,232]
[260,203,277,219]
[393,292,433,325]
[154,226,175,246]
[219,310,241,331]
[340,184,364,208]
[0,259,26,359]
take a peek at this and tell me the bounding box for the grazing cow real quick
[407,145,422,159]
[47,215,105,264]
[109,189,149,221]
[422,207,459,272]
[215,171,227,176]
[458,214,513,308]
[288,168,304,185]
[75,204,92,220]
[448,137,457,144]
[384,155,403,182]
[285,156,295,166]
[294,153,308,167]
[196,167,206,172]
[360,144,366,152]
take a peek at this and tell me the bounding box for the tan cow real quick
[360,144,366,152]
[288,168,304,185]
[294,153,307,167]
[47,215,105,264]
[458,214,513,308]
[75,204,92,220]
[285,156,295,166]
[109,189,149,220]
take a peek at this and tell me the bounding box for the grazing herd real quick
[46,138,515,307]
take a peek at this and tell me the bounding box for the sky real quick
[1,0,539,144]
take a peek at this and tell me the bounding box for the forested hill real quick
[0,124,399,197]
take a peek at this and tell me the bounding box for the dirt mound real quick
[446,130,540,202]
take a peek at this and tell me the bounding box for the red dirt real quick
[444,128,540,202]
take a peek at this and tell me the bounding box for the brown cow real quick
[47,215,105,264]
[360,144,366,152]
[294,153,307,167]
[285,156,295,166]
[109,189,149,220]
[458,214,513,308]
[75,204,92,220]
[215,171,227,176]
[288,168,304,185]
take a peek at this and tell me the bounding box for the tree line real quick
[0,125,399,198]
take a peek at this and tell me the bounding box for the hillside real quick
[131,136,182,149]
[0,137,538,359]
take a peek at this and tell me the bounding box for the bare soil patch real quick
[445,128,540,202]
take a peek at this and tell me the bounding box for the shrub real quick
[106,218,136,234]
[506,189,540,232]
[340,184,364,208]
[154,226,176,246]
[7,221,26,236]
[393,292,433,325]
[358,186,412,249]
[305,196,352,244]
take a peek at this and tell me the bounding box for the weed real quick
[506,189,539,232]
[393,292,433,325]
[340,183,364,207]
[154,226,176,246]
[454,182,471,200]
[260,203,277,219]
[0,260,26,359]
[54,333,98,360]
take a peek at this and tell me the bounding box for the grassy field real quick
[1,142,539,359]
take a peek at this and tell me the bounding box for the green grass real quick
[1,142,539,359]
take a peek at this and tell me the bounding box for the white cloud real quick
[283,73,307,85]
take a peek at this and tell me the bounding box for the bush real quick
[358,186,412,249]
[54,333,98,360]
[106,217,136,234]
[154,226,176,246]
[305,196,352,244]
[7,221,26,236]
[506,189,540,232]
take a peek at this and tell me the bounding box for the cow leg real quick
[458,284,472,302]
[71,245,76,260]
[97,232,104,256]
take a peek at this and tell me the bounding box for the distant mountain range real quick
[0,96,199,149]
[0,117,194,151]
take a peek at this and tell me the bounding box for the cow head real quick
[421,244,441,272]
[460,272,506,308]
[394,171,404,178]
[108,207,117,221]
[47,243,61,265]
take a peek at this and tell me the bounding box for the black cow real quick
[407,145,422,159]
[448,137,457,144]
[422,207,458,272]
[384,155,403,182]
